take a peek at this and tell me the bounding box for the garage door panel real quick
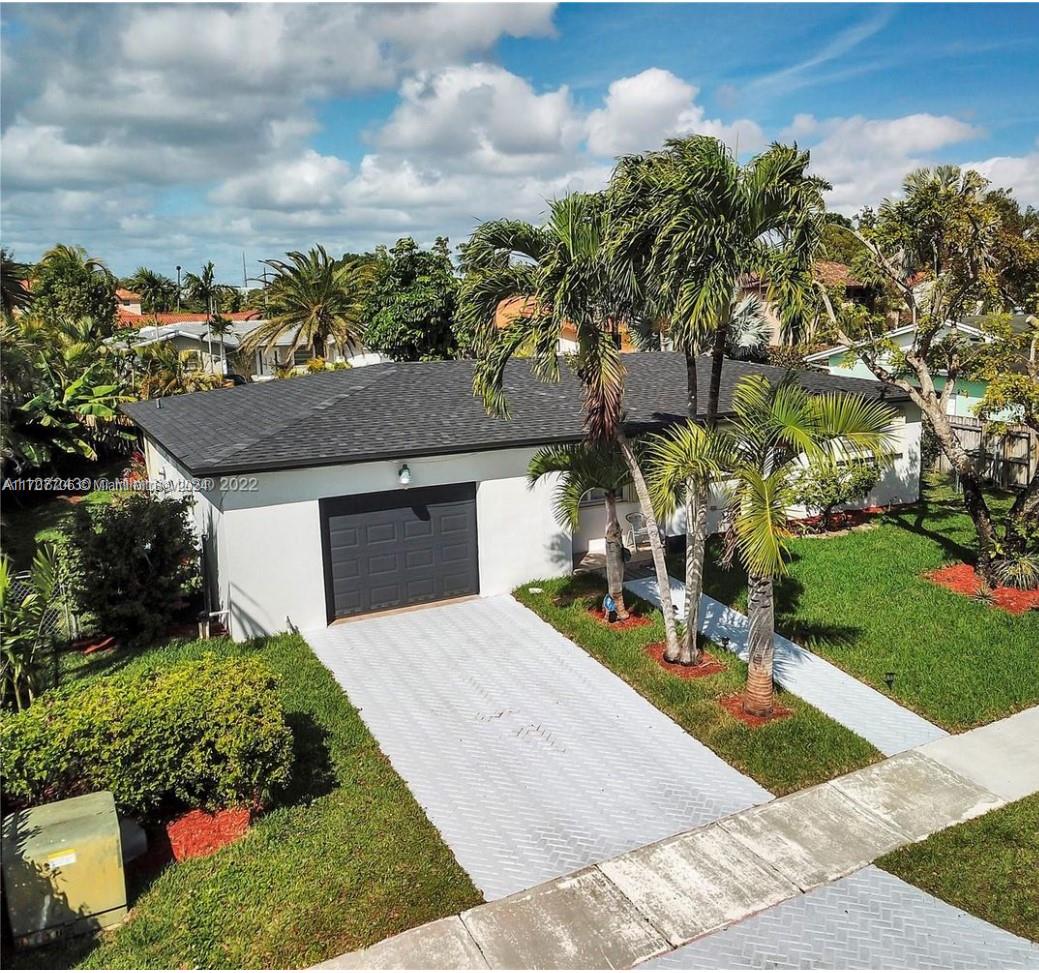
[321,484,478,620]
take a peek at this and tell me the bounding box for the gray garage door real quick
[320,483,479,621]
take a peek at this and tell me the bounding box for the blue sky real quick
[2,3,1037,281]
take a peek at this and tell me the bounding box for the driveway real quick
[305,595,770,900]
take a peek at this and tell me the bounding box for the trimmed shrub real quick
[1,655,293,816]
[794,460,879,530]
[69,492,200,645]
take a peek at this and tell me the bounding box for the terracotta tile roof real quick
[494,297,638,351]
[116,288,142,301]
[814,260,864,289]
[120,309,262,328]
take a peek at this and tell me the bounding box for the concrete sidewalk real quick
[624,573,948,756]
[317,706,1039,970]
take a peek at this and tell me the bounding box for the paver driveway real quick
[305,594,770,900]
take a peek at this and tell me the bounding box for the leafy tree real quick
[1,316,130,474]
[794,460,879,531]
[458,192,683,659]
[815,166,1039,579]
[126,267,178,313]
[649,376,894,716]
[1,249,32,317]
[132,342,222,399]
[609,136,826,664]
[69,493,200,646]
[30,244,117,333]
[241,247,375,360]
[363,237,461,361]
[528,441,635,618]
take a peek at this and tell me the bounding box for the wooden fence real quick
[931,415,1038,490]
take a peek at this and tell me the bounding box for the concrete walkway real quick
[305,595,770,901]
[624,574,947,756]
[318,706,1039,969]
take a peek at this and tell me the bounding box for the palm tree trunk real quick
[680,481,708,665]
[616,429,681,660]
[743,572,775,717]
[603,491,628,619]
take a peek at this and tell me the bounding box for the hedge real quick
[1,655,294,817]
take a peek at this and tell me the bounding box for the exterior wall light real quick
[398,463,412,486]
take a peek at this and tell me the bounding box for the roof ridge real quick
[207,364,399,468]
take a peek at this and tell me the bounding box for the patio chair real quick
[625,512,664,553]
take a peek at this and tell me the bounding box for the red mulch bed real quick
[588,606,652,630]
[71,634,117,655]
[718,692,793,727]
[644,642,727,678]
[166,807,252,862]
[925,563,1039,614]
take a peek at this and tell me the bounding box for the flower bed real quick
[925,563,1039,615]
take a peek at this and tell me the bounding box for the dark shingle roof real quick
[122,353,909,476]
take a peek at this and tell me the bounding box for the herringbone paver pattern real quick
[625,575,947,756]
[642,865,1039,970]
[305,595,770,901]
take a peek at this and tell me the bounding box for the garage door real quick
[320,483,479,621]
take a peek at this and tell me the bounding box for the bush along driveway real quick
[10,633,480,971]
[697,494,1039,732]
[514,575,880,796]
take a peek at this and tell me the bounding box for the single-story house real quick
[807,314,1036,419]
[123,354,921,641]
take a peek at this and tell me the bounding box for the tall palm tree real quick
[528,441,635,618]
[126,267,177,313]
[1,249,32,317]
[458,192,682,658]
[207,315,235,375]
[240,247,373,361]
[181,261,220,323]
[649,374,895,716]
[609,137,827,665]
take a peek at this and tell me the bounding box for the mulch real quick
[718,692,793,727]
[644,642,727,678]
[588,606,652,630]
[924,563,1039,614]
[164,807,252,862]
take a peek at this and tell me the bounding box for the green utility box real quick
[2,791,127,948]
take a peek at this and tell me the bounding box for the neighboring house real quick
[123,354,921,642]
[111,316,383,379]
[115,288,143,316]
[806,314,1036,419]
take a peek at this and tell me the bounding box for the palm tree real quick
[458,192,682,658]
[609,136,827,664]
[240,247,373,361]
[649,374,895,716]
[126,267,177,313]
[1,249,32,317]
[207,315,235,375]
[528,441,635,618]
[134,342,219,399]
[181,262,220,323]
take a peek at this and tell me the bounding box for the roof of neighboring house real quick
[123,353,910,477]
[742,260,865,292]
[494,296,640,351]
[116,288,142,301]
[119,309,263,327]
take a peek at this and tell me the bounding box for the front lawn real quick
[878,795,1039,942]
[697,491,1039,732]
[514,575,879,796]
[14,634,480,970]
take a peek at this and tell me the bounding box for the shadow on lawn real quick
[281,713,336,806]
[888,503,976,565]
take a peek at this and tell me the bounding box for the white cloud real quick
[965,144,1039,206]
[212,151,353,211]
[586,68,764,156]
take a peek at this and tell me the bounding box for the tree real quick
[648,375,895,716]
[1,316,130,475]
[458,192,683,659]
[363,237,461,361]
[133,342,221,399]
[207,315,235,374]
[793,460,879,531]
[1,249,32,317]
[816,167,1039,580]
[240,247,375,360]
[609,136,827,664]
[126,267,178,313]
[181,261,220,322]
[528,441,634,618]
[30,244,117,333]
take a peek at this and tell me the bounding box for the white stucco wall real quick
[144,442,572,641]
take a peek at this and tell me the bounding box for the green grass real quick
[878,795,1039,942]
[697,491,1039,732]
[514,575,879,796]
[14,634,480,970]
